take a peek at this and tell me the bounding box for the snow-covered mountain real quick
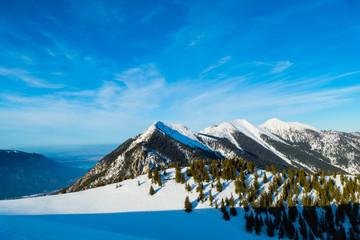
[261,118,360,174]
[68,121,220,191]
[68,118,355,192]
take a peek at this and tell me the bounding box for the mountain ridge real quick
[68,118,359,192]
[0,149,85,199]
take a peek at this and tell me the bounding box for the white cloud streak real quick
[271,61,293,73]
[0,67,64,89]
[201,56,232,75]
[256,61,293,73]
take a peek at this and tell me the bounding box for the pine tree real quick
[216,177,223,192]
[196,182,203,192]
[175,163,183,183]
[157,174,162,187]
[148,169,152,179]
[229,193,237,216]
[263,173,268,184]
[184,196,192,213]
[198,188,204,202]
[152,168,159,184]
[149,185,154,195]
[185,183,191,192]
[220,199,226,213]
[209,190,213,206]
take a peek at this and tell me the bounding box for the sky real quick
[1,0,360,148]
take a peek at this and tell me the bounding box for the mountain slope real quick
[200,119,344,173]
[69,119,351,192]
[0,150,85,199]
[68,121,220,191]
[261,118,360,174]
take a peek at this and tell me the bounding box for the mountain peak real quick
[260,118,319,133]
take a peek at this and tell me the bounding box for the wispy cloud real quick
[1,62,360,146]
[201,56,232,75]
[271,61,293,73]
[256,61,293,73]
[0,67,64,89]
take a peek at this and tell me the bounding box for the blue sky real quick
[1,0,360,148]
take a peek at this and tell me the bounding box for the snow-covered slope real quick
[261,118,360,174]
[0,168,272,240]
[202,119,286,148]
[201,119,292,165]
[1,164,358,240]
[260,118,319,135]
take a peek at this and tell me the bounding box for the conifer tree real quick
[220,199,226,213]
[209,190,213,206]
[152,168,159,184]
[148,169,152,179]
[216,177,223,192]
[149,185,155,195]
[184,196,192,213]
[198,188,204,202]
[185,183,191,192]
[263,173,268,184]
[196,182,203,192]
[175,163,183,183]
[157,174,162,187]
[229,193,237,216]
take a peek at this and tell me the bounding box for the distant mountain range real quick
[0,150,86,199]
[69,118,360,192]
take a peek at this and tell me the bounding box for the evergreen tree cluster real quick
[108,156,360,239]
[179,158,360,239]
